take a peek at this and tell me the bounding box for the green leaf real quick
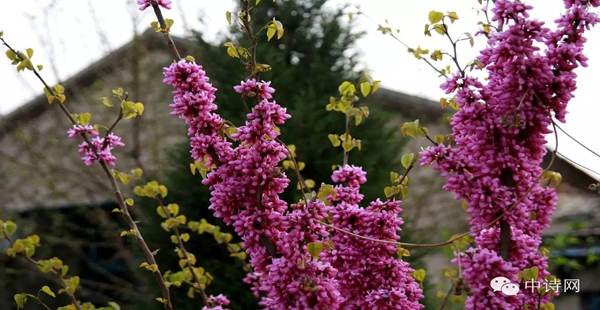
[224,42,240,58]
[464,32,475,47]
[6,49,15,60]
[256,0,261,5]
[3,221,17,235]
[428,11,444,24]
[108,302,121,310]
[328,134,341,147]
[434,135,445,144]
[412,269,426,282]
[360,81,371,97]
[430,50,443,61]
[61,265,69,276]
[384,186,395,198]
[41,286,56,298]
[307,242,324,259]
[26,48,33,58]
[226,11,232,25]
[14,294,26,309]
[100,97,113,107]
[53,84,65,94]
[157,207,168,219]
[167,203,179,216]
[112,87,123,96]
[342,141,354,152]
[401,153,415,169]
[390,171,400,183]
[433,24,447,35]
[79,113,91,126]
[448,11,459,23]
[530,266,539,280]
[401,186,409,199]
[266,24,276,41]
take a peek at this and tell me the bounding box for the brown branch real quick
[2,37,173,310]
[4,235,82,310]
[150,0,181,60]
[156,198,210,307]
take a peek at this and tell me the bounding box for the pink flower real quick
[234,79,276,99]
[67,124,99,138]
[75,133,124,167]
[201,294,231,310]
[137,0,171,11]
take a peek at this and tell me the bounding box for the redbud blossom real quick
[421,0,599,308]
[69,132,124,167]
[137,0,171,11]
[201,294,231,310]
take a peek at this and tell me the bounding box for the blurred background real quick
[1,0,600,309]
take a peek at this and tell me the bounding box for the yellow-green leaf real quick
[135,102,144,115]
[384,186,395,198]
[448,11,459,23]
[14,294,26,309]
[342,141,354,152]
[434,135,445,144]
[181,233,190,242]
[125,198,134,206]
[401,153,415,169]
[41,286,56,298]
[157,206,168,219]
[100,97,113,107]
[168,203,179,216]
[108,302,121,310]
[53,84,65,94]
[328,134,341,147]
[428,11,444,24]
[226,11,232,25]
[307,242,324,259]
[360,82,371,97]
[266,25,276,41]
[401,186,409,199]
[61,265,69,276]
[5,49,15,60]
[79,113,91,126]
[413,269,426,282]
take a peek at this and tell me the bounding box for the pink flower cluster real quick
[137,0,171,11]
[233,79,275,99]
[322,166,424,309]
[164,62,424,307]
[420,0,599,308]
[67,125,124,167]
[201,82,343,308]
[163,59,231,166]
[201,294,231,310]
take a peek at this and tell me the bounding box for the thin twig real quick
[1,37,173,310]
[156,198,210,307]
[323,122,559,248]
[4,235,82,310]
